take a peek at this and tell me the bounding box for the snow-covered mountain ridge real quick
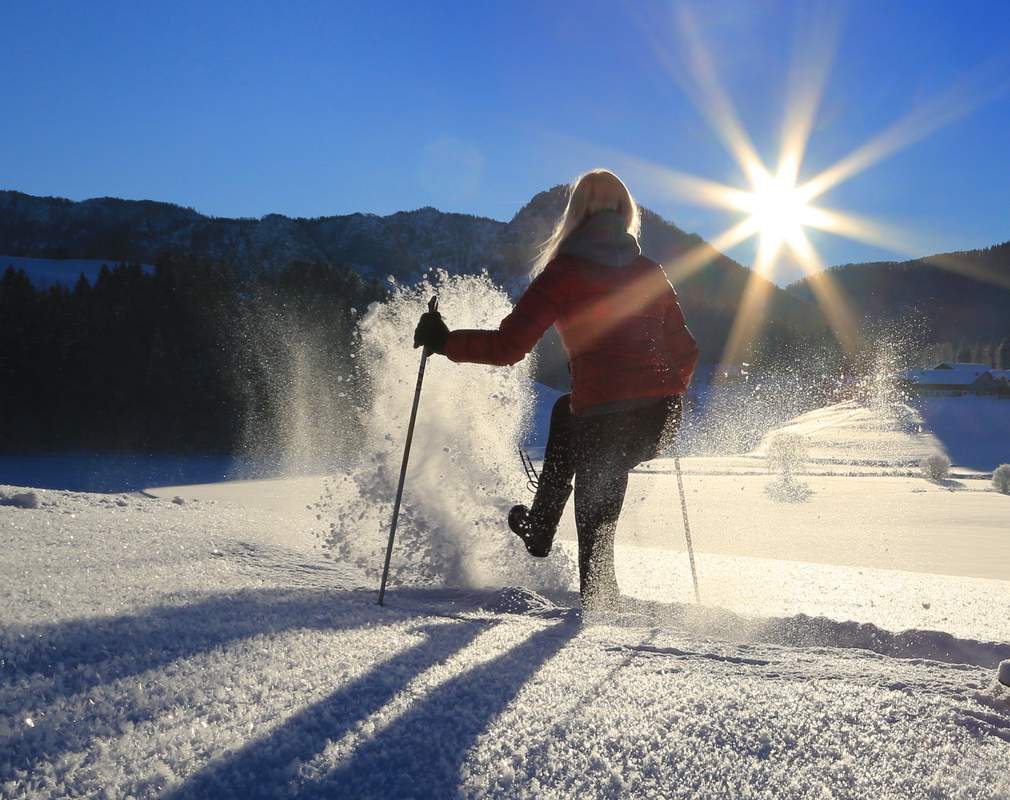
[0,190,503,281]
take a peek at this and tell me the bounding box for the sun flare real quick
[617,4,999,367]
[737,170,814,271]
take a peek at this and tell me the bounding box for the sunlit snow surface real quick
[2,471,1009,799]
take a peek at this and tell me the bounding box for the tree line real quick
[917,340,1010,370]
[5,251,989,458]
[0,257,387,455]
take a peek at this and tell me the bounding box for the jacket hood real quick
[558,209,641,268]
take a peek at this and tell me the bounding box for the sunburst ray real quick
[564,4,1007,358]
[663,218,760,285]
[778,4,841,184]
[719,242,780,368]
[798,62,1010,204]
[785,228,862,353]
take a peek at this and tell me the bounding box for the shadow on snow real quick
[2,589,391,782]
[167,616,579,798]
[2,586,579,798]
[4,583,1008,796]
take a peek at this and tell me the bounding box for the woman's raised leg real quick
[510,394,576,555]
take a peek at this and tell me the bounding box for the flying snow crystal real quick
[318,272,577,591]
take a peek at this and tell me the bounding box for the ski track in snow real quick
[2,483,1010,799]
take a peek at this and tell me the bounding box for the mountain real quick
[786,242,1010,352]
[0,191,501,280]
[0,188,826,368]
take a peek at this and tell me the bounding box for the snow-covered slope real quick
[2,483,1009,799]
[750,399,945,466]
[750,397,1010,471]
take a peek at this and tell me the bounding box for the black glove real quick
[413,310,449,354]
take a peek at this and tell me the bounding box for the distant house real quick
[901,362,1008,397]
[991,369,1010,387]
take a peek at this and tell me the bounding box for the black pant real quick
[530,394,682,600]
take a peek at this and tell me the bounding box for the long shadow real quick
[165,618,488,799]
[316,620,580,799]
[3,588,383,688]
[398,587,1010,670]
[169,618,580,799]
[1,588,388,778]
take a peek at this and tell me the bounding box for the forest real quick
[0,258,387,455]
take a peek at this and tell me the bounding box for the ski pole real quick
[673,451,701,604]
[377,295,438,606]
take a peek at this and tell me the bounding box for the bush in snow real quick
[0,491,39,509]
[993,464,1010,494]
[765,434,808,480]
[764,434,811,503]
[920,453,951,481]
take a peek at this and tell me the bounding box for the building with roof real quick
[901,363,1010,397]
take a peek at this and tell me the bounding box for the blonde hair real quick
[533,169,641,274]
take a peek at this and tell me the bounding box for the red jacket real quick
[445,255,699,415]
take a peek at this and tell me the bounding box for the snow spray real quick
[317,272,576,592]
[232,295,359,477]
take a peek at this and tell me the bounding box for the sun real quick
[737,170,815,271]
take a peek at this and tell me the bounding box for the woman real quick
[414,169,699,607]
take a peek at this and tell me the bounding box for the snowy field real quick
[4,449,1010,797]
[3,281,1010,798]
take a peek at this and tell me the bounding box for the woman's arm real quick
[663,290,700,389]
[444,269,560,366]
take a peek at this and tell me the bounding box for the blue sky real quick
[3,0,1009,283]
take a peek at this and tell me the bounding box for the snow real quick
[4,449,1010,798]
[916,395,1010,471]
[744,395,1010,472]
[749,399,946,466]
[317,275,576,592]
[0,255,154,288]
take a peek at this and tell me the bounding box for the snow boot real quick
[509,505,546,556]
[508,484,573,557]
